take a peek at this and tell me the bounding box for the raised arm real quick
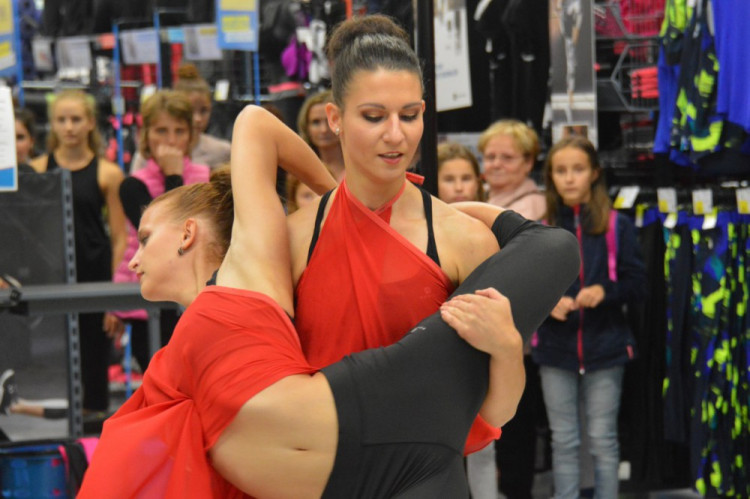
[217,106,336,314]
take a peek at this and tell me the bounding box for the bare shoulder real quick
[99,159,125,180]
[28,155,48,173]
[432,197,500,281]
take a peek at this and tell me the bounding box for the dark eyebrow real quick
[356,102,422,110]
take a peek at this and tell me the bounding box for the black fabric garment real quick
[321,212,580,497]
[41,0,93,36]
[47,154,112,411]
[47,154,110,284]
[119,175,183,228]
[619,210,691,489]
[475,0,550,132]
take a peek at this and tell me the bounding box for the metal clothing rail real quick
[0,282,178,437]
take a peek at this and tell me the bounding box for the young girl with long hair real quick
[29,90,127,413]
[534,136,645,499]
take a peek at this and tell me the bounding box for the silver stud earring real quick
[177,247,185,256]
[335,128,340,136]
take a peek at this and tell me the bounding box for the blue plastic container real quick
[0,444,68,498]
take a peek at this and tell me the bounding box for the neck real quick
[319,146,345,181]
[176,255,220,308]
[344,173,406,211]
[489,180,526,198]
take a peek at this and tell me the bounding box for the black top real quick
[47,153,111,282]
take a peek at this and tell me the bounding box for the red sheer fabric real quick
[294,180,500,454]
[78,287,315,498]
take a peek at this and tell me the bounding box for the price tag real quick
[663,212,678,229]
[657,187,677,213]
[635,204,646,228]
[702,208,718,230]
[736,188,750,214]
[214,80,230,102]
[140,84,157,104]
[614,186,640,210]
[692,189,713,215]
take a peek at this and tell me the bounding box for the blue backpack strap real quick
[606,210,618,282]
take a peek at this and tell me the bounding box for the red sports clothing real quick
[294,180,500,454]
[78,287,315,499]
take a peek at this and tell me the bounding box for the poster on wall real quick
[0,0,16,73]
[0,87,17,192]
[119,29,159,65]
[216,0,258,51]
[549,0,598,146]
[183,24,222,61]
[434,0,473,112]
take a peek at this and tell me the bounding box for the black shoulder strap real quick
[307,189,333,264]
[419,187,441,267]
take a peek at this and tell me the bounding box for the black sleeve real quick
[119,177,151,228]
[119,175,184,228]
[490,210,541,248]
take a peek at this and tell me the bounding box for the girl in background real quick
[14,108,37,171]
[534,136,645,499]
[30,90,127,414]
[115,90,210,371]
[131,63,231,172]
[437,142,484,203]
[285,173,321,214]
[296,89,345,182]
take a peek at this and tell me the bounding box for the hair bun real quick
[326,14,409,61]
[177,63,201,80]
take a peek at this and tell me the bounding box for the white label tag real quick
[657,187,677,213]
[702,208,717,230]
[736,188,750,214]
[692,189,713,215]
[614,186,640,210]
[214,80,230,102]
[663,212,678,229]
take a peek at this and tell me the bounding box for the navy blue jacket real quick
[532,204,646,373]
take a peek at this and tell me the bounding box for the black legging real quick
[321,212,580,498]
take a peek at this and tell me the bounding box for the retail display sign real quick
[433,0,473,112]
[183,24,222,61]
[0,0,15,72]
[55,36,92,70]
[216,0,258,51]
[31,37,54,72]
[550,0,598,146]
[0,86,17,192]
[120,29,159,65]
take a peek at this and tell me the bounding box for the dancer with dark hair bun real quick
[79,104,578,498]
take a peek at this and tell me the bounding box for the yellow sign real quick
[220,0,255,10]
[0,0,12,35]
[222,15,250,33]
[0,40,10,59]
